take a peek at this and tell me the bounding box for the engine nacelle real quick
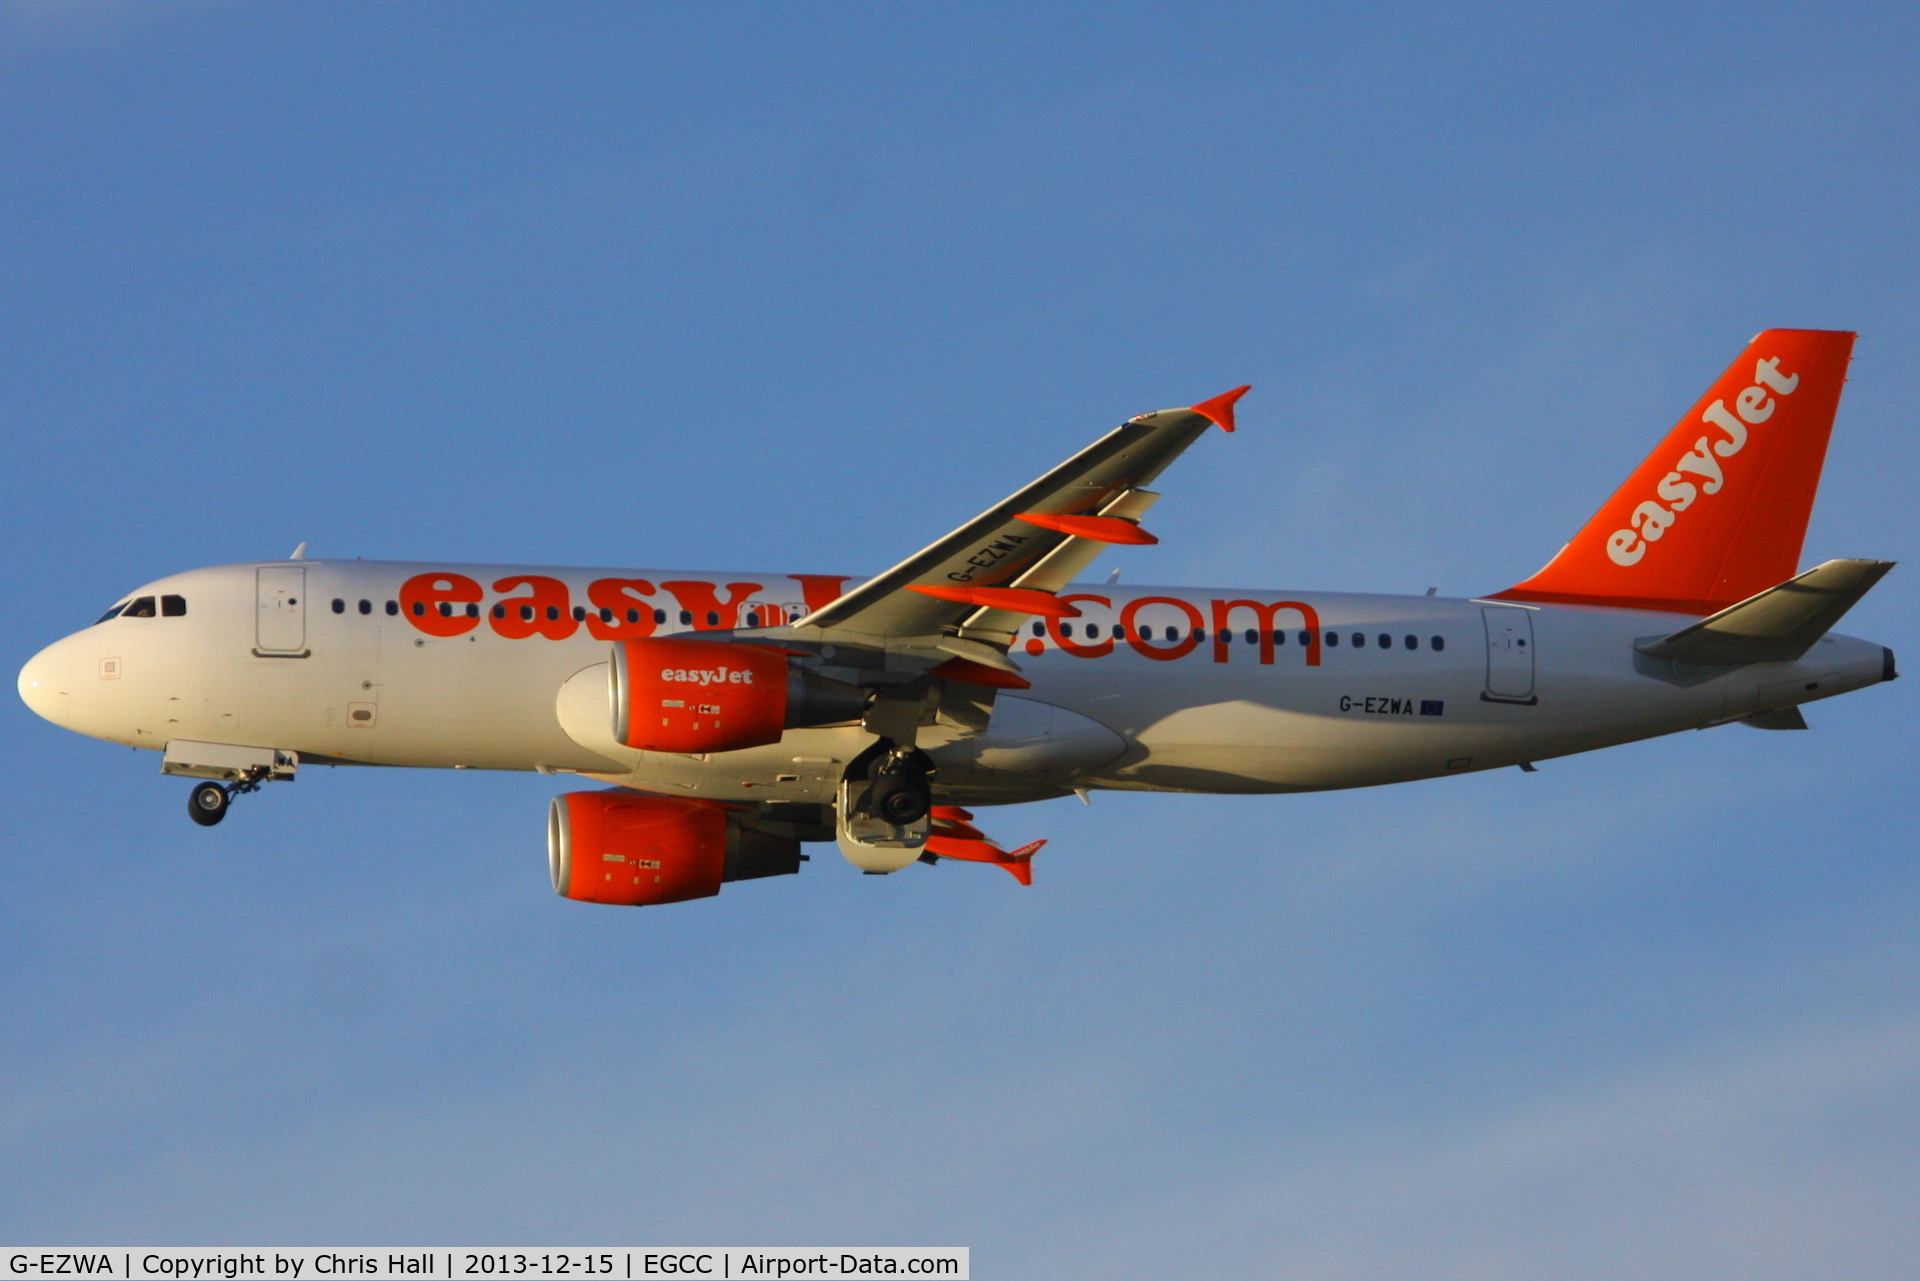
[610,637,867,754]
[548,790,804,906]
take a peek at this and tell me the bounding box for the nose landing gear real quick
[164,743,297,827]
[183,767,275,827]
[188,782,230,826]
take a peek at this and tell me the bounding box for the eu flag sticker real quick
[1420,700,1444,716]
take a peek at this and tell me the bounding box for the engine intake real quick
[548,790,804,906]
[610,637,867,754]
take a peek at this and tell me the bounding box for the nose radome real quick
[17,642,71,727]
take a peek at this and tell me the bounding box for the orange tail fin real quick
[1495,329,1855,615]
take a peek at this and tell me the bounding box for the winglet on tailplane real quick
[1495,329,1857,616]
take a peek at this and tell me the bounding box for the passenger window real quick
[437,602,453,617]
[332,599,346,614]
[705,611,719,627]
[1405,634,1419,650]
[1139,626,1154,641]
[546,606,561,621]
[466,603,479,618]
[1032,622,1045,637]
[601,608,614,623]
[386,600,399,615]
[1324,631,1338,647]
[1431,636,1445,651]
[625,609,638,624]
[746,612,760,628]
[519,605,534,621]
[1061,623,1074,638]
[1245,629,1257,645]
[680,611,693,625]
[161,595,187,617]
[654,609,667,624]
[124,596,157,618]
[492,605,507,619]
[1351,633,1364,647]
[1378,634,1391,649]
[1271,630,1286,646]
[358,599,372,615]
[411,601,425,616]
[94,602,127,624]
[1111,625,1123,639]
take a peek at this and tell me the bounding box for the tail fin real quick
[1495,329,1856,615]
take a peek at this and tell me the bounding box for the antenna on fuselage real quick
[289,542,308,560]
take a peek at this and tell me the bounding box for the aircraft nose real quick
[17,641,72,727]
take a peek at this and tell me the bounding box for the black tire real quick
[871,772,931,825]
[188,782,230,827]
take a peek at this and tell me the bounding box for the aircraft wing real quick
[791,387,1248,646]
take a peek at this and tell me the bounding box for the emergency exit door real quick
[1481,604,1536,703]
[256,567,308,655]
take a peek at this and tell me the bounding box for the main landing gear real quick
[866,747,933,826]
[836,740,937,873]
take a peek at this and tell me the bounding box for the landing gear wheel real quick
[188,782,230,827]
[869,757,932,825]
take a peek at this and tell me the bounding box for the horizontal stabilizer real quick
[1636,558,1895,665]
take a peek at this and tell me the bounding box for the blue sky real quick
[2,3,1916,1275]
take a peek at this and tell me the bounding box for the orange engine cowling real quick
[610,637,867,754]
[548,790,804,906]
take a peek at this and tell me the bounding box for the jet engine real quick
[548,790,805,906]
[610,637,867,754]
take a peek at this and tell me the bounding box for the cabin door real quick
[256,567,308,655]
[1481,605,1535,702]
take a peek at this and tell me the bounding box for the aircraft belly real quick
[553,670,1125,806]
[613,726,872,803]
[924,696,1128,802]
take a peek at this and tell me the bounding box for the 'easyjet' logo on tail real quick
[1607,357,1799,567]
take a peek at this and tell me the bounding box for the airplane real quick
[15,329,1897,905]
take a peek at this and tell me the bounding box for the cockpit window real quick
[94,601,128,624]
[161,595,186,617]
[122,596,157,618]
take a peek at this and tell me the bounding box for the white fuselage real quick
[16,559,1893,807]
